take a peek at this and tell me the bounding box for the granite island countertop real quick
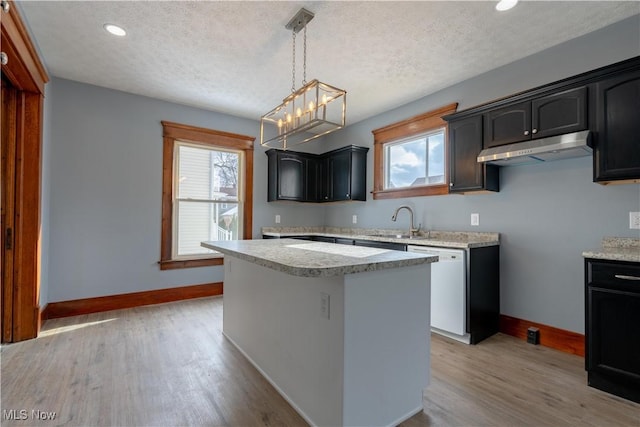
[261,226,499,249]
[582,237,640,263]
[201,238,438,277]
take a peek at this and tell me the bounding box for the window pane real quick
[386,138,427,188]
[176,201,239,256]
[177,145,239,202]
[384,129,445,189]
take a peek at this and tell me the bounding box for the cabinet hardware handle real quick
[532,129,538,134]
[1,1,9,13]
[0,52,7,66]
[346,194,349,197]
[524,130,529,136]
[449,183,453,187]
[614,274,640,281]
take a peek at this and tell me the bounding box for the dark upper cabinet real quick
[532,86,588,139]
[593,69,640,183]
[322,146,368,202]
[267,145,368,203]
[305,156,321,202]
[484,101,531,147]
[449,115,499,193]
[266,150,305,201]
[484,87,588,148]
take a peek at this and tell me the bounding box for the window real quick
[372,103,457,199]
[384,129,445,189]
[160,121,254,270]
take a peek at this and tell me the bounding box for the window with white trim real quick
[173,142,243,258]
[160,121,254,270]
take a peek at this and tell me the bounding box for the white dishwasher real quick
[407,245,470,344]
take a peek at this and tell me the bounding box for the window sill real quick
[159,256,224,270]
[372,184,449,200]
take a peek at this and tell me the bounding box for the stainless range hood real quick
[477,130,593,166]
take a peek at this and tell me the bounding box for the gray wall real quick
[321,16,640,333]
[44,78,323,302]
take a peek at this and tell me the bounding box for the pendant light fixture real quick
[260,8,346,150]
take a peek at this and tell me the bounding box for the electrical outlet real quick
[320,293,330,319]
[352,214,358,224]
[630,212,640,229]
[275,214,281,224]
[471,213,480,226]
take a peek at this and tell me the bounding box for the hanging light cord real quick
[290,15,309,93]
[302,16,307,86]
[291,29,296,93]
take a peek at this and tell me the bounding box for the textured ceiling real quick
[17,1,640,125]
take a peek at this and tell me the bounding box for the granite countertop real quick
[201,238,438,278]
[261,226,500,249]
[582,237,640,263]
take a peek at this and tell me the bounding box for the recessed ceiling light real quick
[496,0,518,11]
[104,24,126,37]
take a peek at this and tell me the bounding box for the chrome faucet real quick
[391,205,421,237]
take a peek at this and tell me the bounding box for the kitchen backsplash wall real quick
[321,15,640,334]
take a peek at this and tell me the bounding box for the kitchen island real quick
[201,238,438,427]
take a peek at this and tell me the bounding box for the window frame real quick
[160,121,254,270]
[371,103,457,200]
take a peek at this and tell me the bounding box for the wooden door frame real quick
[1,1,49,342]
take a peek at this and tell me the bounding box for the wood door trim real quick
[1,79,17,342]
[42,282,224,320]
[499,314,585,357]
[1,0,49,342]
[0,2,49,93]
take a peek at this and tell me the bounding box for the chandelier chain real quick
[291,29,296,93]
[302,17,307,86]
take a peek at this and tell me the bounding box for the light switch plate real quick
[352,214,358,224]
[630,212,640,229]
[471,213,480,226]
[275,214,281,224]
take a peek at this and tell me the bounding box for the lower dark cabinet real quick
[585,259,640,403]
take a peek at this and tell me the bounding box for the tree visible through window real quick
[160,121,254,270]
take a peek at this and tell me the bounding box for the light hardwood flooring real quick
[2,297,638,426]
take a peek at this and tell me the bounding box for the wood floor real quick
[2,297,638,426]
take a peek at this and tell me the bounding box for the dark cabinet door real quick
[532,86,587,139]
[277,153,305,201]
[585,260,640,403]
[593,69,640,183]
[327,149,352,201]
[449,115,498,193]
[484,101,531,147]
[304,156,320,202]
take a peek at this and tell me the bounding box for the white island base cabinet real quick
[222,256,431,427]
